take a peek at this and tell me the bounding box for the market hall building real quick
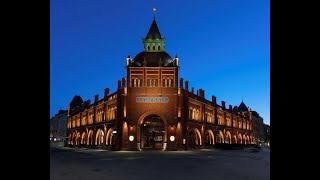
[66,17,253,151]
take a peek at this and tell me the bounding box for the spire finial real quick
[153,7,156,20]
[242,96,243,102]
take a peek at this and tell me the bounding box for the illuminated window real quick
[96,110,104,122]
[147,79,151,87]
[88,113,94,124]
[226,117,232,127]
[163,79,167,87]
[218,114,224,125]
[81,116,87,126]
[189,108,192,119]
[192,109,196,120]
[195,109,200,120]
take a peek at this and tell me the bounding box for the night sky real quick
[50,0,270,125]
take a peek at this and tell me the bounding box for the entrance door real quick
[141,115,165,150]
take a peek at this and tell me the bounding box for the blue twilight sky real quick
[50,0,270,125]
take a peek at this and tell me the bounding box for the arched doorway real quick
[81,132,87,145]
[188,128,202,149]
[106,128,114,145]
[233,135,237,144]
[204,129,214,146]
[238,133,243,144]
[87,130,94,145]
[225,131,231,144]
[216,130,224,143]
[140,115,165,150]
[95,129,105,146]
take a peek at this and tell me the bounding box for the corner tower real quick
[124,13,181,151]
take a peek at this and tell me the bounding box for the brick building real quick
[66,18,253,151]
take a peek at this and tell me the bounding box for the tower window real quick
[158,45,160,51]
[147,45,150,51]
[153,46,155,51]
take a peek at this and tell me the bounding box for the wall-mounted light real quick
[112,131,117,134]
[170,136,175,141]
[183,139,186,144]
[54,138,57,141]
[129,135,134,141]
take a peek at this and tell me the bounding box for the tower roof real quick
[238,101,248,112]
[146,19,162,39]
[70,95,83,107]
[132,51,173,67]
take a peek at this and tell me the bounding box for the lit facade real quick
[66,18,253,151]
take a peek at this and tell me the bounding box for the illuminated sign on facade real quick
[136,97,169,103]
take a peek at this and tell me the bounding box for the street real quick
[50,147,270,180]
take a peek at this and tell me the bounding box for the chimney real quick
[234,106,238,113]
[94,94,99,103]
[212,96,216,105]
[201,89,205,98]
[196,90,199,96]
[185,81,189,92]
[221,101,225,109]
[118,80,121,89]
[104,88,110,97]
[229,105,232,110]
[122,77,126,88]
[87,99,91,106]
[180,78,184,89]
[192,87,194,94]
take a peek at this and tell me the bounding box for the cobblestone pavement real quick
[50,147,270,180]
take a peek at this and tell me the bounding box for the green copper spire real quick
[142,12,165,52]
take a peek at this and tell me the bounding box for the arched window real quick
[195,109,200,120]
[82,116,86,126]
[192,109,196,120]
[153,46,155,51]
[147,45,150,51]
[158,45,160,51]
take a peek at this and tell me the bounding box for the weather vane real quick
[153,7,156,19]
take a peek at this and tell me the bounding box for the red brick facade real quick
[66,18,253,151]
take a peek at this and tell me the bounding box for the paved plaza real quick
[50,147,270,180]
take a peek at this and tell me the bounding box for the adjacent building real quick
[66,17,254,151]
[50,110,68,146]
[251,109,265,145]
[263,124,270,146]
